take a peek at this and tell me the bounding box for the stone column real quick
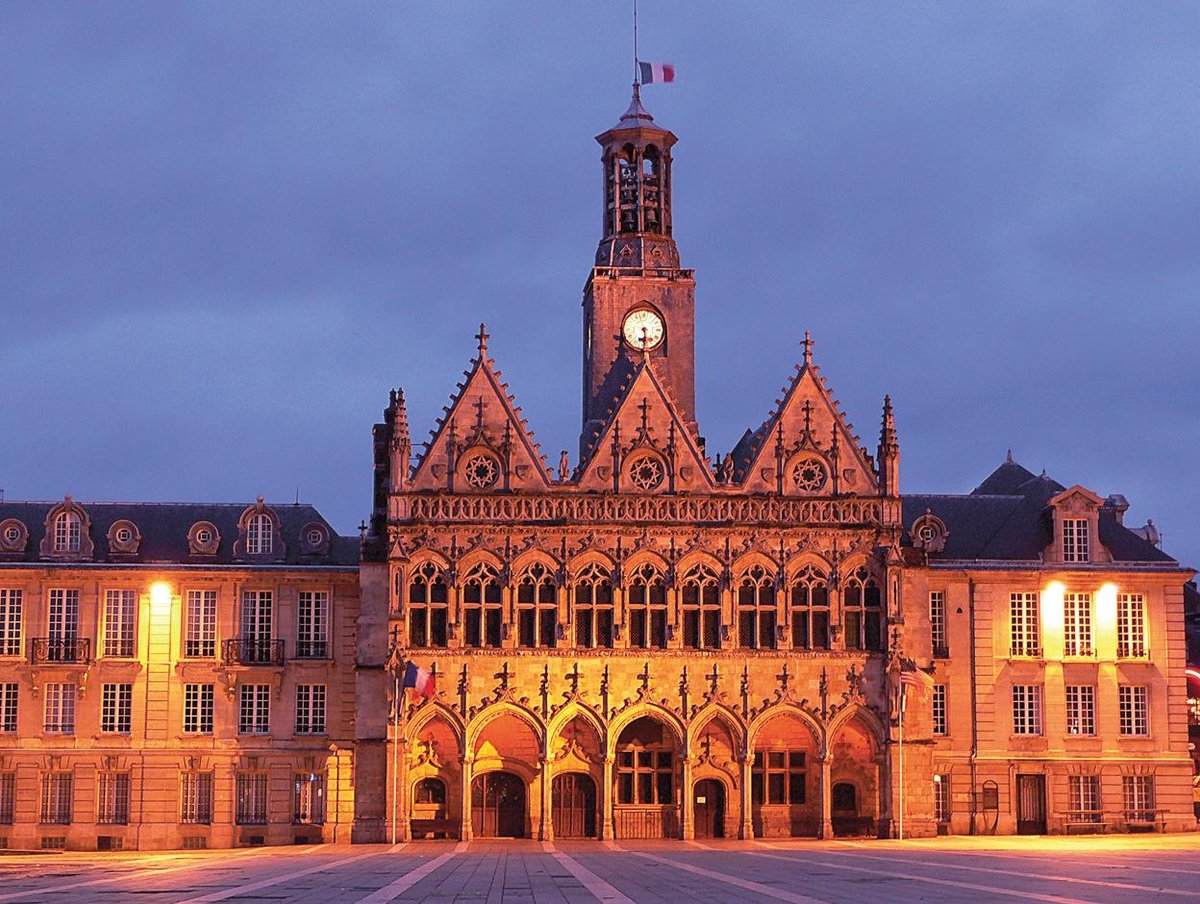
[681,756,694,839]
[539,757,553,841]
[740,754,754,839]
[600,754,615,840]
[460,755,474,841]
[817,754,833,839]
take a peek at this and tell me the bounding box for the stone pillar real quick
[539,758,553,841]
[818,754,833,839]
[600,754,614,840]
[740,755,754,839]
[460,756,474,841]
[681,756,694,840]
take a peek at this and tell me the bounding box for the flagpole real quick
[633,0,639,82]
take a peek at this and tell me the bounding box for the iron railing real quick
[29,638,91,665]
[222,638,285,666]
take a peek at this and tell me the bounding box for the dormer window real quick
[246,514,273,555]
[1062,518,1090,563]
[54,512,81,553]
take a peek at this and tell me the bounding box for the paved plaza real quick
[1,835,1199,903]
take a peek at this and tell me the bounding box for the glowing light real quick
[150,581,173,613]
[1040,581,1064,652]
[1095,583,1118,649]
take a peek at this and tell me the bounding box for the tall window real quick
[1122,775,1155,822]
[1117,594,1146,658]
[296,591,330,658]
[1012,684,1042,736]
[1119,685,1149,736]
[408,562,449,648]
[246,513,273,555]
[47,589,80,661]
[103,589,136,657]
[0,589,22,656]
[737,564,777,650]
[181,772,214,825]
[516,563,557,648]
[1063,592,1093,657]
[235,772,269,825]
[933,775,951,823]
[183,683,214,734]
[0,772,14,824]
[240,590,273,663]
[1065,685,1096,736]
[39,772,73,824]
[43,683,76,733]
[239,684,271,734]
[295,684,326,735]
[573,563,614,649]
[932,684,948,736]
[681,564,721,650]
[627,563,668,649]
[462,562,502,648]
[929,590,947,656]
[1009,592,1040,656]
[0,683,16,733]
[1067,775,1101,822]
[185,590,218,657]
[751,751,806,805]
[53,511,82,553]
[843,566,882,651]
[616,747,673,805]
[101,683,132,734]
[293,772,326,825]
[97,772,130,825]
[790,566,830,650]
[1062,518,1089,563]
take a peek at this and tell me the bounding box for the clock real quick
[623,308,665,350]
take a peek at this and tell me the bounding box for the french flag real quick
[638,61,675,84]
[403,662,436,699]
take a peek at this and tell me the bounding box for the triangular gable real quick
[410,348,552,492]
[732,357,878,496]
[575,359,714,493]
[1048,485,1105,509]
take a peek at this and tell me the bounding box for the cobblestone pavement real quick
[0,834,1198,903]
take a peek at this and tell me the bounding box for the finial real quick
[802,330,814,365]
[475,322,490,356]
[1006,448,1014,464]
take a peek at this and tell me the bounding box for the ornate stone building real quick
[354,87,1196,843]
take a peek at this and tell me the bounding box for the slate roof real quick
[0,501,358,567]
[902,457,1176,565]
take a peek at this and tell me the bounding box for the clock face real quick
[623,308,665,350]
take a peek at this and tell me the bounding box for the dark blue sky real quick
[3,3,1197,565]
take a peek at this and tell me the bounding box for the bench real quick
[410,817,459,840]
[1063,810,1108,834]
[1108,809,1168,833]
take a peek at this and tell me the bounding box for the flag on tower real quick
[402,661,436,698]
[638,61,675,84]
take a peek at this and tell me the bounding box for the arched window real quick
[641,146,661,233]
[681,564,720,650]
[789,565,830,650]
[572,563,613,649]
[246,513,273,555]
[462,562,502,649]
[627,563,667,649]
[843,566,883,651]
[53,511,81,553]
[408,562,449,648]
[414,777,447,805]
[618,146,639,233]
[615,717,675,806]
[737,564,777,650]
[517,562,557,648]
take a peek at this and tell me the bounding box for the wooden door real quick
[471,771,526,838]
[693,779,725,839]
[1016,774,1046,835]
[552,773,597,838]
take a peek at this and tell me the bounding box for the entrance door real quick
[472,771,526,838]
[1016,774,1047,835]
[693,779,725,839]
[552,773,597,838]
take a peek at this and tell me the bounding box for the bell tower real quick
[581,85,698,454]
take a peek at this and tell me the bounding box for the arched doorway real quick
[693,780,725,839]
[831,782,865,836]
[471,771,526,838]
[552,773,597,838]
[750,711,818,838]
[613,715,680,839]
[829,714,881,837]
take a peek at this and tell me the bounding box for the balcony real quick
[1009,643,1042,658]
[932,644,950,659]
[294,640,329,660]
[29,637,91,665]
[222,638,285,667]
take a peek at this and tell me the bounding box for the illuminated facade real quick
[0,499,359,850]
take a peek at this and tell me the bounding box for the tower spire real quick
[877,394,899,497]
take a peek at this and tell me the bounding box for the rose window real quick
[462,452,500,489]
[627,454,665,491]
[790,457,827,493]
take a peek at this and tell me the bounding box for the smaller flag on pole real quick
[638,61,675,84]
[403,661,437,699]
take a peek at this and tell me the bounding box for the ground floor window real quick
[40,772,72,825]
[1067,774,1101,823]
[751,751,806,805]
[617,749,673,805]
[181,772,213,825]
[933,774,951,822]
[293,772,326,825]
[1122,775,1156,822]
[235,772,269,825]
[0,772,14,824]
[97,772,130,825]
